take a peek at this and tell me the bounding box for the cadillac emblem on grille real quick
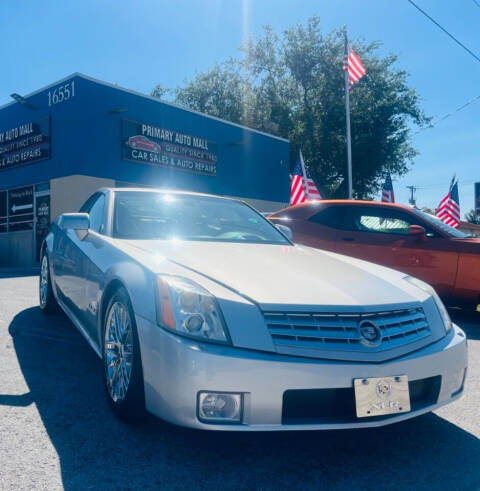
[358,320,382,347]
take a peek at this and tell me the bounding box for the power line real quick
[418,178,479,190]
[473,0,480,9]
[414,93,480,134]
[407,0,480,64]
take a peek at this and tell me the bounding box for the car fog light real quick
[198,392,242,423]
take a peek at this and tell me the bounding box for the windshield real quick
[413,209,470,238]
[113,191,291,244]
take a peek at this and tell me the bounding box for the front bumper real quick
[136,316,468,431]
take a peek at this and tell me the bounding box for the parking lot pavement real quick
[0,274,479,491]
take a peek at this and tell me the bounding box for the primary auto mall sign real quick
[122,119,218,176]
[0,118,51,171]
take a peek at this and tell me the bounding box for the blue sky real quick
[2,0,479,212]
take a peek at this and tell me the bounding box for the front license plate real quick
[354,375,411,418]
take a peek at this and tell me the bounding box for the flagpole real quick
[299,150,308,195]
[344,27,353,200]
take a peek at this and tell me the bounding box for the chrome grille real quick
[264,308,430,355]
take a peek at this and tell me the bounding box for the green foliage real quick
[150,84,170,100]
[153,17,430,198]
[465,209,480,225]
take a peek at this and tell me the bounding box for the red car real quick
[269,200,480,308]
[127,135,162,153]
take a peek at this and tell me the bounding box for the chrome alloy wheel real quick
[105,301,134,402]
[39,255,49,308]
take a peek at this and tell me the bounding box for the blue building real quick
[0,73,289,266]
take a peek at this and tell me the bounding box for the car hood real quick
[118,239,426,309]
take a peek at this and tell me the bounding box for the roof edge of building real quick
[1,72,289,143]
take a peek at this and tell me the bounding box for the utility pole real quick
[406,185,418,207]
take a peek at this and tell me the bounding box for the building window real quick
[8,186,34,232]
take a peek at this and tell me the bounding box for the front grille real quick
[282,376,441,425]
[264,307,431,359]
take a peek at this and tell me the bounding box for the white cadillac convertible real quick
[40,188,467,430]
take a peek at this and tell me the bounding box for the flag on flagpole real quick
[304,171,322,200]
[343,42,366,89]
[290,157,306,206]
[381,173,395,203]
[290,152,322,205]
[299,151,322,200]
[436,177,460,228]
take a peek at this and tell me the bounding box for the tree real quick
[150,83,170,100]
[154,17,429,198]
[173,61,256,127]
[465,209,480,225]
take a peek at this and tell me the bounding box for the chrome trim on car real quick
[264,307,431,361]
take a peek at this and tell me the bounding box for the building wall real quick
[0,74,290,202]
[0,73,290,267]
[0,231,34,267]
[50,175,115,219]
[240,197,287,214]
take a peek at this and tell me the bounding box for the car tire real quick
[103,287,145,421]
[39,252,58,314]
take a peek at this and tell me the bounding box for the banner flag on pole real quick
[381,173,395,203]
[299,151,322,200]
[343,42,366,89]
[436,176,460,228]
[290,152,322,205]
[290,156,307,206]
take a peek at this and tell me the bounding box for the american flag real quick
[305,172,322,200]
[290,153,322,205]
[290,157,306,206]
[343,42,366,88]
[381,173,395,203]
[436,178,460,228]
[301,152,322,200]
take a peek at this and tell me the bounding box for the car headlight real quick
[156,276,230,344]
[404,276,452,333]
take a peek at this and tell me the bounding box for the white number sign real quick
[47,81,76,107]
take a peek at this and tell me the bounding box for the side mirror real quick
[59,213,90,240]
[408,224,427,242]
[276,224,293,240]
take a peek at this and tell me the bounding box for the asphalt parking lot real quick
[0,272,479,491]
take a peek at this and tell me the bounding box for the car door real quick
[77,192,108,340]
[288,205,343,252]
[336,206,459,299]
[335,206,403,267]
[54,192,106,328]
[52,226,84,314]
